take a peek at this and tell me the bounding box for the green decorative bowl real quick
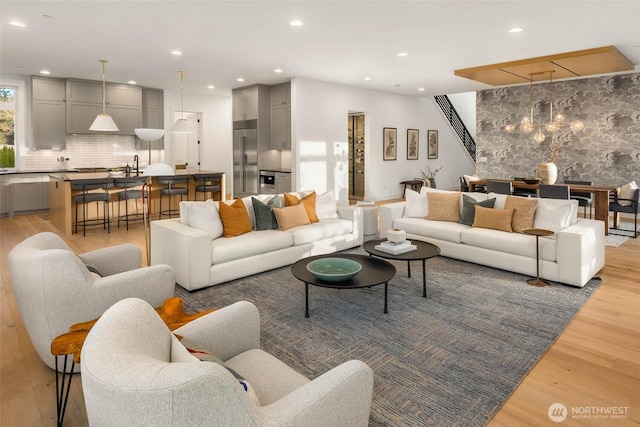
[306,258,362,282]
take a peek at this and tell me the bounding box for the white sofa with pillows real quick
[151,191,363,291]
[379,188,605,287]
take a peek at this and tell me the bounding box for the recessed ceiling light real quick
[397,52,408,57]
[274,68,283,73]
[417,87,425,92]
[363,77,372,81]
[207,85,215,89]
[9,21,26,27]
[237,77,245,82]
[509,27,523,33]
[171,50,183,56]
[128,80,137,85]
[289,20,303,27]
[39,70,51,75]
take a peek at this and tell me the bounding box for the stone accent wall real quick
[476,72,640,187]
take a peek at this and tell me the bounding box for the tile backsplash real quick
[19,134,163,170]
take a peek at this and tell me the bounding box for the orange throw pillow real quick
[284,192,319,223]
[218,198,252,237]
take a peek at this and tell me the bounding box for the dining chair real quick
[565,180,593,218]
[512,177,537,197]
[609,187,639,238]
[538,184,570,199]
[486,180,513,195]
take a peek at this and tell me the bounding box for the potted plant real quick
[421,165,442,189]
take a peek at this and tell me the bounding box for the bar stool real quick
[158,175,189,218]
[71,178,114,236]
[192,173,222,201]
[114,176,146,230]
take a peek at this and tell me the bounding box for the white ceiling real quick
[2,0,639,98]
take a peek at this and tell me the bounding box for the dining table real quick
[468,179,615,235]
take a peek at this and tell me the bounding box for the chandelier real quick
[504,70,584,142]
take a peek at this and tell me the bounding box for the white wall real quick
[292,77,475,202]
[163,88,232,195]
[448,92,476,138]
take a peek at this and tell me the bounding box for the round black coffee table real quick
[363,239,441,298]
[291,254,396,318]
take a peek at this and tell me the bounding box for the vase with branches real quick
[421,165,443,188]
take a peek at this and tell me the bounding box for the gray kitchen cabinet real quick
[270,83,290,106]
[275,172,291,193]
[31,77,66,150]
[271,104,291,150]
[12,174,49,213]
[65,79,142,135]
[232,86,259,121]
[0,175,12,217]
[137,88,164,150]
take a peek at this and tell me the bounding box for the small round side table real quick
[522,228,554,287]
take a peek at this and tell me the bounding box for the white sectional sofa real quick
[151,191,363,291]
[379,188,605,287]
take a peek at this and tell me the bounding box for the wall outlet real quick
[478,156,488,163]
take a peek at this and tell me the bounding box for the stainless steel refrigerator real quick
[233,120,258,197]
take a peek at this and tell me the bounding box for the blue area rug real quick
[177,250,601,426]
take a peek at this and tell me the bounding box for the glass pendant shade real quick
[504,124,516,133]
[534,128,546,143]
[134,128,164,141]
[90,113,119,131]
[570,120,584,133]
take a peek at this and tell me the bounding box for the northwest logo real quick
[548,403,568,423]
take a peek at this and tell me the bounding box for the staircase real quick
[434,95,476,161]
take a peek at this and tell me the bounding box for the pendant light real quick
[89,59,119,131]
[172,70,193,133]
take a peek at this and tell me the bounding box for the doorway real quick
[348,113,365,200]
[171,111,202,169]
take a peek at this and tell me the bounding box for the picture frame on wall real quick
[383,127,397,161]
[407,129,419,160]
[428,130,438,159]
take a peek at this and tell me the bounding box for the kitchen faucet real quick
[133,155,139,176]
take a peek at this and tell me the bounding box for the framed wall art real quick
[383,127,397,161]
[428,130,438,159]
[407,129,419,160]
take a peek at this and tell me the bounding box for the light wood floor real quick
[1,212,638,426]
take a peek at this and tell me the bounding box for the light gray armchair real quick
[81,298,374,427]
[7,232,175,371]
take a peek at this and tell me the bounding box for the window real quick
[0,87,16,168]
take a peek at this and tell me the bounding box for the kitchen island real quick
[49,170,225,235]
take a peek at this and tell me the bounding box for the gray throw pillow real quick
[459,194,496,226]
[252,196,283,230]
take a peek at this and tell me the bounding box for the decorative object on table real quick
[374,240,417,255]
[421,164,443,189]
[503,70,584,143]
[134,128,165,166]
[306,257,363,282]
[407,129,419,160]
[387,228,406,244]
[171,71,193,134]
[142,163,175,264]
[107,169,124,177]
[537,162,558,184]
[427,129,438,159]
[356,200,376,206]
[383,127,397,160]
[56,157,70,169]
[89,59,119,132]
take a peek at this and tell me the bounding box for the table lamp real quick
[142,163,175,265]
